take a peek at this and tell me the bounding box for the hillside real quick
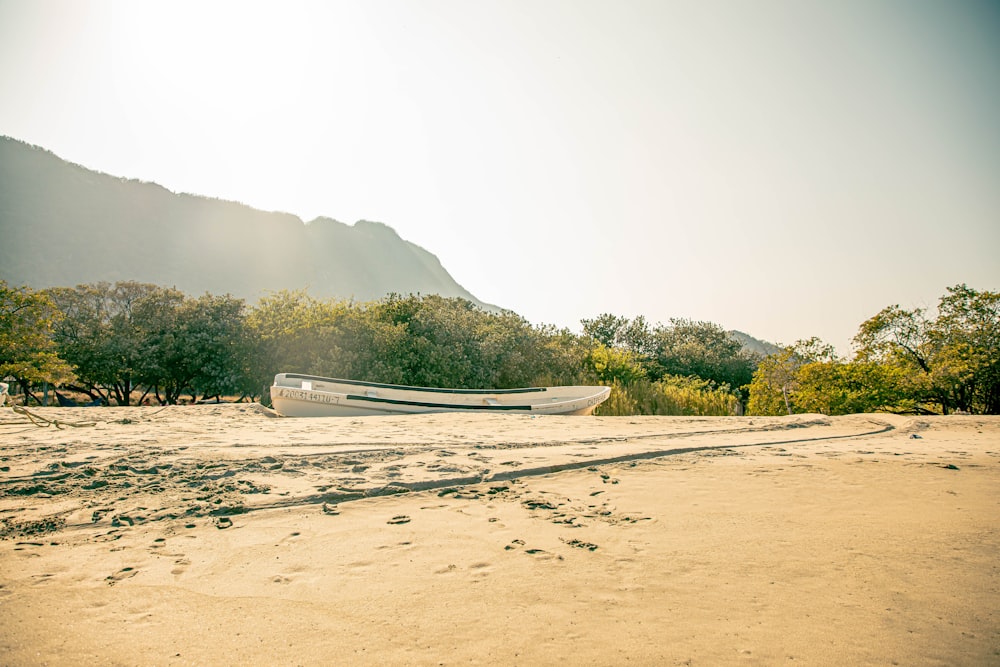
[1,137,786,356]
[0,137,486,306]
[729,330,782,357]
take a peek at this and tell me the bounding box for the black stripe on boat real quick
[284,374,546,395]
[345,394,533,411]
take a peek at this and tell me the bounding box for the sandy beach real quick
[1,406,997,665]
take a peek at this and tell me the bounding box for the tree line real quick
[748,284,999,416]
[1,280,996,415]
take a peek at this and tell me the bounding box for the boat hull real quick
[269,374,609,418]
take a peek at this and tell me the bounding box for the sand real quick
[0,406,997,666]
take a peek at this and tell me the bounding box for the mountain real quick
[729,330,782,357]
[0,136,487,307]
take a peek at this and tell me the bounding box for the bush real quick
[595,376,739,416]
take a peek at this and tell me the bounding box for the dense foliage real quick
[0,281,74,398]
[853,284,1000,414]
[747,285,999,415]
[581,315,759,398]
[598,377,740,417]
[1,280,996,415]
[247,291,591,395]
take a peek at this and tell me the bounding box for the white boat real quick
[269,373,611,417]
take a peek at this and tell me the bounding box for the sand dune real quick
[1,406,997,665]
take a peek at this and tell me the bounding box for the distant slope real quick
[729,330,782,357]
[0,137,487,306]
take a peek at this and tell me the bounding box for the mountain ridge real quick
[0,136,487,307]
[0,136,782,356]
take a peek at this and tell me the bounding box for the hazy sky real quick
[2,0,998,353]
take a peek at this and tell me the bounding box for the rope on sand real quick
[6,405,97,429]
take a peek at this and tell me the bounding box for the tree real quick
[586,344,646,385]
[746,338,836,415]
[854,285,1000,414]
[365,294,554,389]
[0,281,74,396]
[747,348,799,415]
[527,324,593,387]
[581,314,654,359]
[246,290,363,395]
[792,361,910,415]
[581,314,629,350]
[650,318,757,392]
[929,284,1000,413]
[248,292,594,397]
[143,293,255,403]
[48,282,184,405]
[466,309,558,389]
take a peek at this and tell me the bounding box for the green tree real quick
[249,292,594,397]
[747,348,799,415]
[143,293,254,403]
[586,344,646,385]
[792,361,910,415]
[0,281,74,396]
[363,294,473,387]
[464,309,558,388]
[365,294,553,389]
[581,313,629,350]
[929,284,1000,413]
[650,318,757,392]
[527,324,593,387]
[246,290,362,398]
[746,338,836,415]
[48,282,184,405]
[582,314,757,394]
[581,313,654,359]
[854,285,1000,414]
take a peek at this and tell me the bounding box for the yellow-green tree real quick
[586,344,646,385]
[792,361,911,415]
[855,284,999,414]
[0,281,74,396]
[746,338,834,415]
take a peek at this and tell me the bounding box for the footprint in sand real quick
[469,562,493,577]
[214,517,233,529]
[386,515,411,525]
[561,538,599,551]
[91,530,123,543]
[275,532,302,546]
[90,508,113,523]
[171,558,190,576]
[504,539,526,551]
[106,567,137,585]
[551,515,582,527]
